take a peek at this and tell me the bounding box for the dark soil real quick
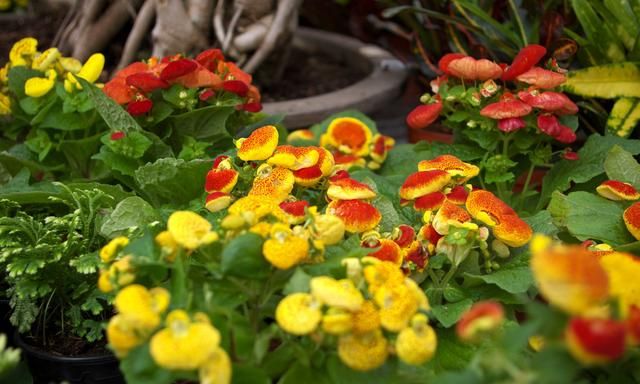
[23,333,110,357]
[254,47,369,102]
[0,9,67,65]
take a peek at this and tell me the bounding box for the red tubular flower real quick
[480,93,532,119]
[159,58,198,81]
[238,102,262,113]
[563,150,579,161]
[447,57,503,81]
[497,117,526,133]
[219,61,252,85]
[537,114,561,137]
[110,131,126,141]
[566,317,626,365]
[414,191,446,212]
[127,99,153,115]
[456,301,505,342]
[555,125,577,144]
[502,44,547,81]
[393,225,415,248]
[222,80,249,96]
[406,101,443,130]
[516,67,566,89]
[126,72,170,93]
[103,62,151,104]
[438,53,466,74]
[446,185,469,205]
[196,49,225,72]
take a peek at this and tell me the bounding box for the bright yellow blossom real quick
[321,308,353,335]
[98,256,135,293]
[310,276,363,311]
[31,47,60,71]
[236,125,279,161]
[0,64,9,84]
[374,282,419,332]
[338,330,388,371]
[114,285,170,330]
[9,37,37,66]
[0,93,10,115]
[275,293,321,335]
[263,224,309,269]
[155,231,178,261]
[600,252,640,317]
[228,196,277,222]
[199,347,232,384]
[396,314,437,365]
[24,69,57,98]
[100,236,130,263]
[167,211,218,251]
[107,314,145,357]
[150,310,221,371]
[363,261,404,294]
[351,300,381,334]
[77,53,105,83]
[312,214,345,245]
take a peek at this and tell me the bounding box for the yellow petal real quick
[77,53,105,83]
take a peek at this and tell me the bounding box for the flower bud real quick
[456,301,504,342]
[566,317,626,365]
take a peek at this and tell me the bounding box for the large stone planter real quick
[262,27,408,129]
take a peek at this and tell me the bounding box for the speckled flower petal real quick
[432,201,472,235]
[596,180,640,201]
[418,155,480,183]
[249,166,295,202]
[413,191,446,212]
[400,170,451,200]
[267,145,320,170]
[328,178,376,201]
[624,202,640,240]
[205,192,232,212]
[236,125,279,161]
[204,169,238,193]
[327,200,381,233]
[325,117,372,156]
[365,239,403,265]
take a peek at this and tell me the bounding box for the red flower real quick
[222,80,249,96]
[566,317,626,364]
[279,200,309,217]
[537,114,576,143]
[497,117,526,133]
[329,170,350,182]
[393,225,415,248]
[516,67,566,89]
[480,93,532,119]
[406,100,443,130]
[199,89,215,101]
[555,125,577,144]
[212,155,229,169]
[237,102,262,113]
[126,72,170,93]
[438,53,466,75]
[103,62,151,104]
[447,56,503,81]
[195,49,225,72]
[127,99,153,115]
[502,44,546,81]
[456,301,505,342]
[110,131,126,141]
[159,58,198,81]
[563,150,579,161]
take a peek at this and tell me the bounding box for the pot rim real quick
[262,27,408,129]
[14,331,118,364]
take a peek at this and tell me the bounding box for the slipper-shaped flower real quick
[205,168,238,194]
[311,276,364,311]
[566,317,626,365]
[364,238,403,265]
[596,180,640,201]
[516,67,566,89]
[328,178,376,201]
[624,202,640,240]
[322,117,372,156]
[205,192,232,213]
[249,166,295,202]
[400,170,451,200]
[432,201,472,235]
[267,145,320,170]
[413,191,446,212]
[236,125,279,161]
[418,155,479,183]
[327,200,381,233]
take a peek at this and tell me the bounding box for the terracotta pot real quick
[262,28,408,129]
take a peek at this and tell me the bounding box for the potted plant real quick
[0,185,123,383]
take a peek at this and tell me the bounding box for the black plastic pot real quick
[14,332,125,384]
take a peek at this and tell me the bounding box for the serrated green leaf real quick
[69,252,101,274]
[431,298,473,327]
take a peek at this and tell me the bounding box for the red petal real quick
[212,155,229,169]
[502,44,547,81]
[110,131,126,140]
[393,225,415,248]
[222,80,249,96]
[537,114,561,137]
[196,49,225,72]
[160,59,198,81]
[554,125,576,144]
[279,200,309,217]
[127,99,153,115]
[567,317,626,361]
[199,89,215,101]
[406,102,443,130]
[438,53,466,74]
[126,72,169,93]
[238,102,262,112]
[498,117,526,132]
[480,100,532,119]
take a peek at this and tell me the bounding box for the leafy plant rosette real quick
[406,44,581,210]
[1,37,107,179]
[94,111,607,383]
[0,185,116,349]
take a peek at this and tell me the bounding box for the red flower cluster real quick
[103,49,261,116]
[407,44,578,144]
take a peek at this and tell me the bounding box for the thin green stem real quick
[518,163,536,211]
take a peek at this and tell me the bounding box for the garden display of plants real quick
[1,3,640,383]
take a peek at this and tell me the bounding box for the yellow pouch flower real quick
[31,48,61,71]
[275,293,321,335]
[338,330,388,371]
[100,236,130,263]
[199,347,232,384]
[24,70,57,98]
[396,314,437,365]
[167,211,218,250]
[9,37,37,66]
[114,285,170,330]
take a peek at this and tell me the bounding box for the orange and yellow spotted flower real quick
[321,117,372,156]
[364,238,403,265]
[623,202,640,240]
[267,145,320,170]
[327,177,376,201]
[263,223,309,269]
[418,155,480,183]
[293,147,335,187]
[530,235,609,316]
[248,165,295,202]
[399,170,451,201]
[432,201,472,235]
[236,125,279,161]
[204,169,238,194]
[327,200,381,233]
[596,180,640,201]
[599,252,640,317]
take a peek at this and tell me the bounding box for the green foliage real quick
[0,186,115,342]
[134,158,211,207]
[564,62,640,99]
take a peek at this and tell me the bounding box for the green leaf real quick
[81,78,142,133]
[606,97,640,138]
[539,134,640,208]
[424,328,481,373]
[283,267,311,294]
[524,210,558,236]
[8,66,41,99]
[100,196,159,238]
[570,0,626,63]
[233,365,271,384]
[165,105,235,140]
[134,158,211,206]
[604,145,640,188]
[464,251,533,294]
[548,191,633,245]
[431,298,473,327]
[221,233,270,279]
[120,344,174,384]
[564,62,640,98]
[102,131,152,159]
[58,133,103,178]
[69,252,101,274]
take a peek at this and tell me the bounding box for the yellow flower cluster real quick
[0,37,105,116]
[275,258,435,371]
[107,286,230,383]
